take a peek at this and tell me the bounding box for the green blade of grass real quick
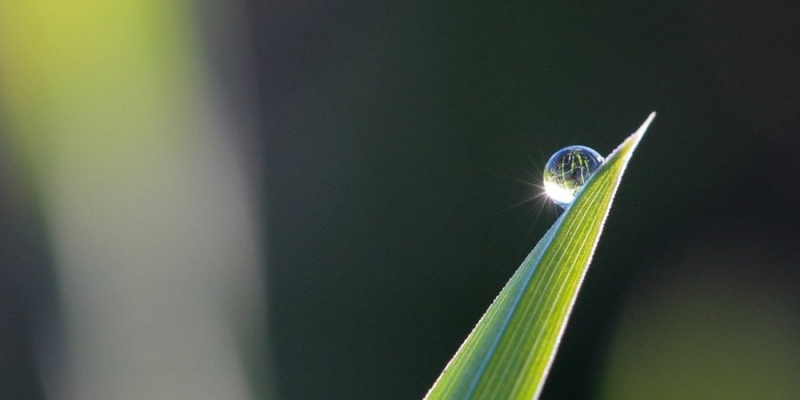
[425,112,656,400]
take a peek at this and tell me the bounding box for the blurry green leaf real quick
[425,113,655,400]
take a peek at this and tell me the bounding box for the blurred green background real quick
[1,1,799,399]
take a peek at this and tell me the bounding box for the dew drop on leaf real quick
[543,145,604,209]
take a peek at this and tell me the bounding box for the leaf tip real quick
[634,112,656,140]
[607,112,656,162]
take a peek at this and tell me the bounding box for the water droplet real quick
[543,145,604,209]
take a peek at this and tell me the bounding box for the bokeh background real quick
[1,1,799,400]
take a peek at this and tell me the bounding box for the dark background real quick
[2,1,799,399]
[252,1,800,399]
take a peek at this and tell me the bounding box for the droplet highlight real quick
[543,145,604,209]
